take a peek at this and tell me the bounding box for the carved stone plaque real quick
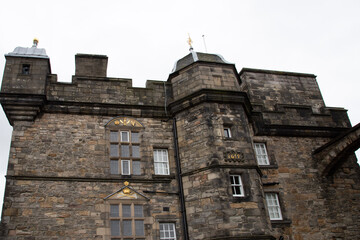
[224,151,245,163]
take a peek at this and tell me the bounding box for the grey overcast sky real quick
[0,0,359,215]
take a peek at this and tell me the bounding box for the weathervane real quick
[32,38,39,48]
[187,33,193,51]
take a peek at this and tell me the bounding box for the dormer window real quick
[22,64,30,75]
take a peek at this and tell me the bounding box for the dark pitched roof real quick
[171,51,232,73]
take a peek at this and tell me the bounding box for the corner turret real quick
[0,39,50,125]
[168,51,241,102]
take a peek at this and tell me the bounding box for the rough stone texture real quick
[75,54,108,77]
[169,64,240,102]
[0,49,359,240]
[1,56,50,95]
[255,136,360,239]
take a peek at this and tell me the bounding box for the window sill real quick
[152,174,176,179]
[258,164,278,169]
[271,219,292,227]
[224,137,235,141]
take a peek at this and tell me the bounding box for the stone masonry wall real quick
[1,57,49,95]
[169,64,240,102]
[175,101,273,238]
[240,70,324,112]
[6,113,176,179]
[1,180,181,240]
[46,75,168,107]
[2,112,184,239]
[254,135,360,240]
[239,69,351,130]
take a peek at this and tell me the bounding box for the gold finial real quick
[124,181,129,186]
[33,38,39,47]
[187,33,193,51]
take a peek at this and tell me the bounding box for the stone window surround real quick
[265,192,282,220]
[109,129,141,175]
[223,127,232,138]
[228,170,252,202]
[252,140,278,168]
[254,142,270,165]
[230,175,245,197]
[153,148,170,175]
[21,63,31,75]
[108,199,147,239]
[159,222,177,240]
[263,189,290,224]
[155,219,179,240]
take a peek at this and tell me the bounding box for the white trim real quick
[224,127,231,138]
[254,143,270,165]
[265,193,283,220]
[160,222,177,240]
[230,175,244,197]
[154,149,170,175]
[121,160,130,175]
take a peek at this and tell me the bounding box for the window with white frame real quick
[160,223,176,240]
[154,149,170,175]
[254,143,270,165]
[110,203,145,239]
[230,175,244,197]
[110,130,141,175]
[265,193,283,220]
[223,127,231,138]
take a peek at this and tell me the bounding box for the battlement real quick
[0,47,351,136]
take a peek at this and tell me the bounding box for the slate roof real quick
[6,46,48,59]
[171,51,232,73]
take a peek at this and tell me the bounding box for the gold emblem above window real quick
[106,117,143,128]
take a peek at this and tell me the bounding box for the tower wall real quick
[1,56,50,95]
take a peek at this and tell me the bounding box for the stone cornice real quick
[44,100,168,118]
[168,89,252,116]
[6,175,173,184]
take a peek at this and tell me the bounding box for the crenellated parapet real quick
[240,68,351,136]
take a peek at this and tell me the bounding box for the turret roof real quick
[171,51,231,73]
[6,46,48,59]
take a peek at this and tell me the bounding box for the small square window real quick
[265,193,283,220]
[22,64,30,75]
[254,143,270,165]
[224,127,231,138]
[230,175,244,197]
[160,223,176,240]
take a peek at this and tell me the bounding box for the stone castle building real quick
[0,41,359,240]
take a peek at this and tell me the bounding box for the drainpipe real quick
[173,117,189,240]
